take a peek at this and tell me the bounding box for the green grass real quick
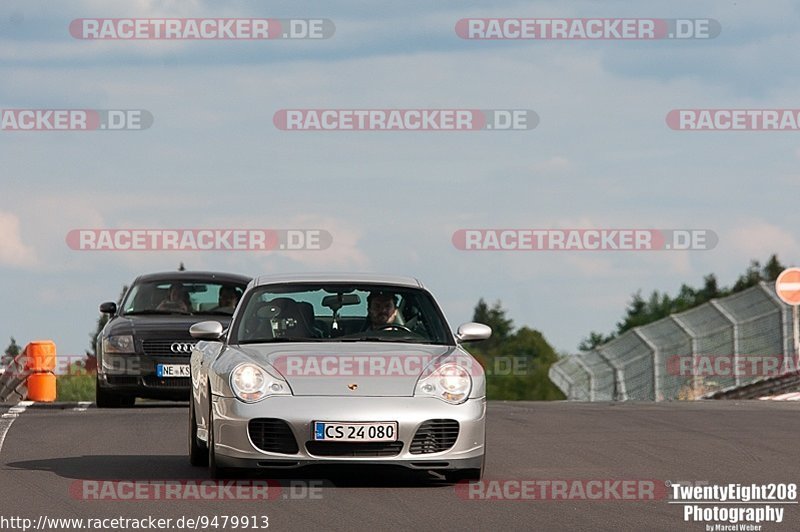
[56,374,95,402]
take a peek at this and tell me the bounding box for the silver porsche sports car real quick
[188,273,491,481]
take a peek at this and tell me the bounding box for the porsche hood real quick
[228,342,467,397]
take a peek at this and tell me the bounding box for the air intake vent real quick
[248,418,299,455]
[410,419,459,454]
[106,375,138,386]
[142,376,190,388]
[305,441,404,457]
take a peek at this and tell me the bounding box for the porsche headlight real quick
[102,335,134,354]
[230,363,289,403]
[416,363,472,404]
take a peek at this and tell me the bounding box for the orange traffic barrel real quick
[27,373,57,402]
[24,340,57,372]
[24,340,57,402]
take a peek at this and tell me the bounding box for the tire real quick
[189,397,208,466]
[95,377,136,408]
[207,391,234,479]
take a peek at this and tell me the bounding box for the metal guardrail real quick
[0,351,31,403]
[703,371,800,400]
[550,281,796,400]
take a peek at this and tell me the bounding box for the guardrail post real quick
[572,356,595,401]
[633,328,660,401]
[595,348,624,401]
[671,315,698,398]
[709,300,739,386]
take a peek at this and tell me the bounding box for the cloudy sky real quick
[1,0,799,358]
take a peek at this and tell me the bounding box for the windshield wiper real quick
[337,335,424,343]
[194,310,233,316]
[123,310,191,316]
[238,337,326,344]
[338,336,385,342]
[336,335,447,345]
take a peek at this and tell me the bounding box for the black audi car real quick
[94,271,251,407]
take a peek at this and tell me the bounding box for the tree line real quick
[579,254,785,351]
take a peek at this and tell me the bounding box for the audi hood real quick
[106,315,235,342]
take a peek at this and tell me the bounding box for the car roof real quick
[252,273,424,289]
[134,271,251,284]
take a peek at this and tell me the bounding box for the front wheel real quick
[207,393,234,479]
[188,397,208,466]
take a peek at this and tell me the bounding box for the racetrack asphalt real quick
[0,401,797,531]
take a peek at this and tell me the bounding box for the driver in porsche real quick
[365,291,402,330]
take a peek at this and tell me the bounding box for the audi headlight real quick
[415,363,472,404]
[230,363,289,403]
[102,335,134,354]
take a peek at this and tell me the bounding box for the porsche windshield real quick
[233,284,452,345]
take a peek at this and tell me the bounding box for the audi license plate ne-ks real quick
[156,364,190,377]
[314,421,398,442]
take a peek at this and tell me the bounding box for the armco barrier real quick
[550,282,796,401]
[0,341,57,403]
[548,355,590,401]
[0,351,29,403]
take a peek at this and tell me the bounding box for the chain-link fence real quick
[549,281,796,400]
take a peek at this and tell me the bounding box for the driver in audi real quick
[364,291,402,330]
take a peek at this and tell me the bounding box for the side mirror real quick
[190,320,224,340]
[99,301,117,315]
[456,322,492,342]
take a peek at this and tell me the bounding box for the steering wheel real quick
[376,323,414,333]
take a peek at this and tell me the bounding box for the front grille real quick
[410,419,459,454]
[142,376,191,388]
[248,419,299,455]
[141,340,195,356]
[106,375,139,386]
[305,441,404,457]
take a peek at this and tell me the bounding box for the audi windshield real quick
[121,280,245,316]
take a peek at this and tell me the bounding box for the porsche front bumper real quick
[211,395,486,471]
